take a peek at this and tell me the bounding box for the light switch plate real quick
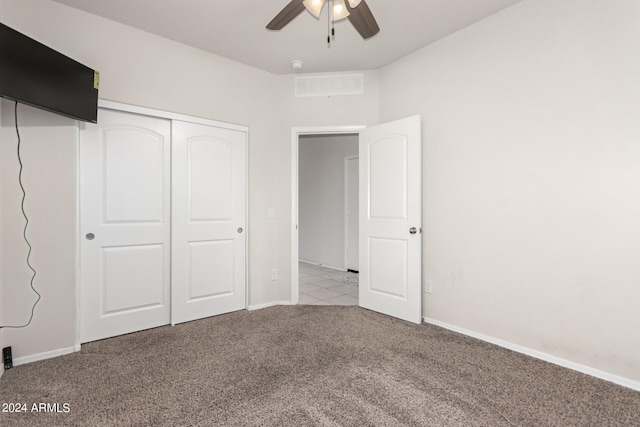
[425,279,433,294]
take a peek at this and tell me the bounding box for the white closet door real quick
[171,121,247,325]
[80,109,171,343]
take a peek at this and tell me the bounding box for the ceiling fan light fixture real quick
[302,0,325,18]
[332,0,350,21]
[267,0,379,40]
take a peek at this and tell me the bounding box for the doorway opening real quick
[291,116,423,322]
[290,126,365,305]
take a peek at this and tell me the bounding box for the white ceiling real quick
[51,0,522,75]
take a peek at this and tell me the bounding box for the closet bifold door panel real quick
[171,121,247,325]
[80,109,172,343]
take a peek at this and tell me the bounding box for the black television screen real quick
[0,22,98,123]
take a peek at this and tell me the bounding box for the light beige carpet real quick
[1,306,638,426]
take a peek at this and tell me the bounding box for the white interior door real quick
[171,121,247,325]
[359,115,422,324]
[80,109,171,342]
[346,156,359,271]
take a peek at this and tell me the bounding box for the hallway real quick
[298,262,358,305]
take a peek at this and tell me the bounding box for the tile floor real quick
[298,262,359,306]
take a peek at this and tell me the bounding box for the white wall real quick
[1,101,78,360]
[378,0,640,383]
[280,71,380,128]
[299,134,358,269]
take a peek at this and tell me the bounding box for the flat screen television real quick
[0,22,99,123]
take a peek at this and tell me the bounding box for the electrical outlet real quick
[271,268,278,281]
[425,279,433,294]
[3,347,13,370]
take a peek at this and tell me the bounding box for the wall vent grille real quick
[295,74,364,98]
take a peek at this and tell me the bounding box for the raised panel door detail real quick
[188,240,235,301]
[369,136,407,220]
[368,237,407,299]
[103,127,165,223]
[188,137,233,222]
[101,244,165,315]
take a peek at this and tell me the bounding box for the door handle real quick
[409,227,417,234]
[237,227,243,234]
[85,233,95,240]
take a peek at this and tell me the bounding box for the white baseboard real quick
[423,317,640,392]
[13,344,81,367]
[299,259,345,272]
[248,300,295,311]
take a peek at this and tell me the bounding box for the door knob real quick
[85,233,95,240]
[237,227,243,233]
[409,227,417,234]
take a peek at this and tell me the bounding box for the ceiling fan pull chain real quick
[327,0,331,46]
[331,0,336,40]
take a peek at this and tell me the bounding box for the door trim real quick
[290,126,365,304]
[344,155,359,272]
[78,100,249,344]
[98,100,248,132]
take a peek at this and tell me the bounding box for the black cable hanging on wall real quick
[0,101,41,329]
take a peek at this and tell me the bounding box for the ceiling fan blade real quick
[344,0,380,39]
[266,0,306,30]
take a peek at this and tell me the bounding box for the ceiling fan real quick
[266,0,380,40]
